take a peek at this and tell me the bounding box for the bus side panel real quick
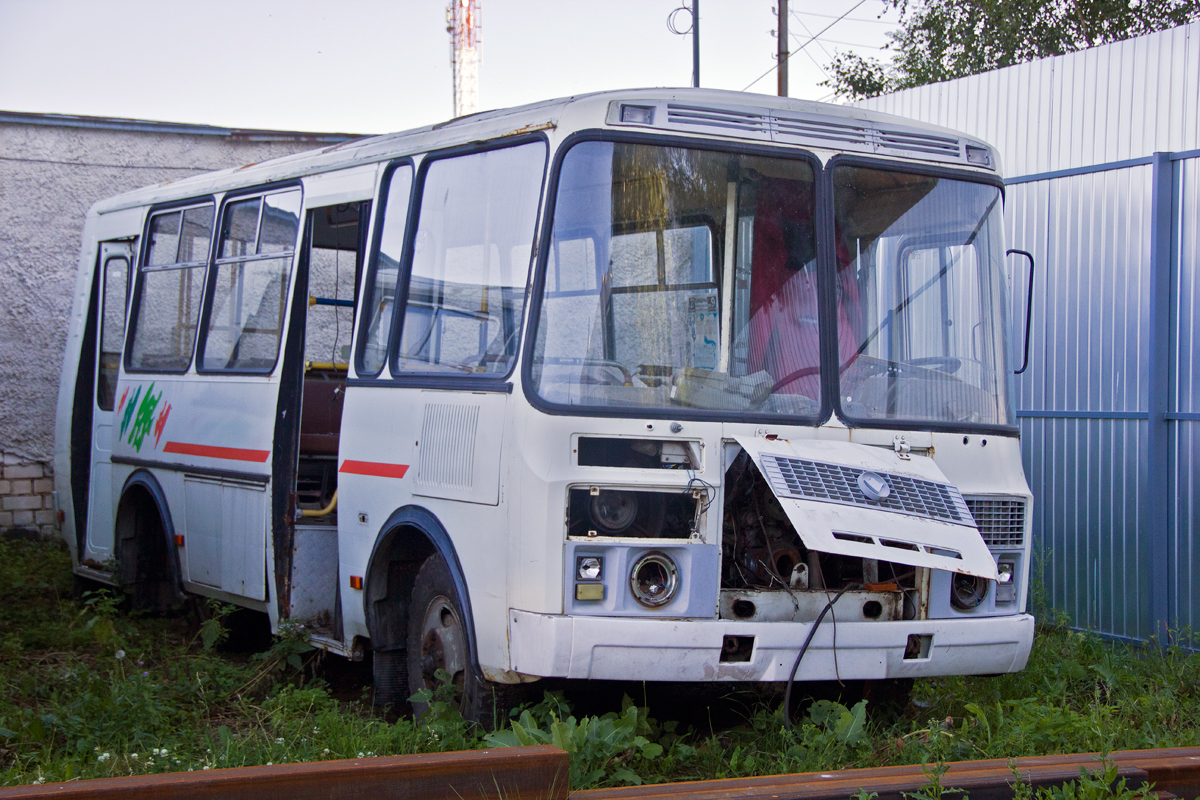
[337,385,513,675]
[111,374,274,601]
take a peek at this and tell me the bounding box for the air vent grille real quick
[964,496,1026,547]
[877,129,962,157]
[762,455,974,525]
[657,103,970,164]
[666,104,769,135]
[771,115,873,149]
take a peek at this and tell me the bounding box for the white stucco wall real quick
[0,120,339,464]
[0,117,348,531]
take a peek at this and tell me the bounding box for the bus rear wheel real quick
[405,552,523,730]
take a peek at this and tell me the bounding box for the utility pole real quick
[446,0,481,117]
[776,0,788,96]
[692,0,700,88]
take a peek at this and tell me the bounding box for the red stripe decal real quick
[339,460,409,479]
[162,441,271,463]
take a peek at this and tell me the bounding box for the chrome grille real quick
[763,455,973,526]
[964,496,1026,547]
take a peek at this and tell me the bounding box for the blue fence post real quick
[1146,151,1174,644]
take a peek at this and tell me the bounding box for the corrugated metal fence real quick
[857,23,1200,642]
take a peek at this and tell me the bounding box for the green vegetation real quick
[3,535,1200,791]
[823,0,1200,100]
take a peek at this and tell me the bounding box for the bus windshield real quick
[529,140,1013,428]
[832,165,1014,427]
[530,141,826,417]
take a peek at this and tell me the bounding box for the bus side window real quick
[395,141,546,376]
[359,165,414,375]
[126,205,214,372]
[200,189,302,372]
[96,255,129,410]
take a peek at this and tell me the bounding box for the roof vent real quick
[666,104,770,137]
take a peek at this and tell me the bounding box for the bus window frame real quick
[354,157,416,380]
[195,180,304,377]
[823,152,1018,437]
[350,132,550,392]
[96,252,132,411]
[520,129,833,426]
[123,196,218,376]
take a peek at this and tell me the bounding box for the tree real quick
[825,0,1200,100]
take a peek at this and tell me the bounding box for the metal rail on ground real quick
[2,745,1199,799]
[571,747,1200,800]
[0,745,568,800]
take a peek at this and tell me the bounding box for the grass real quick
[3,535,1200,790]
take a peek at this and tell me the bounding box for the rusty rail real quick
[3,745,1199,799]
[0,745,568,800]
[571,747,1200,800]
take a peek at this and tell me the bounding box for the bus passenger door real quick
[86,241,133,561]
[282,201,366,634]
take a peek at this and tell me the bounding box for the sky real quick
[0,0,902,135]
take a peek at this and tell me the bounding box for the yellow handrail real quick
[304,361,349,372]
[300,489,338,518]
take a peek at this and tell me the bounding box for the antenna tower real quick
[446,0,481,118]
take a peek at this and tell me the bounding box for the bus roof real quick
[91,88,999,215]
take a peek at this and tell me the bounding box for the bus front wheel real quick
[404,552,523,729]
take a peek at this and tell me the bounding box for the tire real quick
[373,649,409,711]
[115,494,174,613]
[405,552,527,730]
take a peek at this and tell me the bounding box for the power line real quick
[790,30,887,49]
[790,9,884,50]
[786,15,834,78]
[743,0,868,92]
[794,9,897,24]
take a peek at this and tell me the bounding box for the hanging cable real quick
[743,0,867,91]
[782,581,859,732]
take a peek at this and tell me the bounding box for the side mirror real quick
[1007,249,1035,375]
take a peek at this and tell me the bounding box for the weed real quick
[1009,756,1157,800]
[4,538,1200,789]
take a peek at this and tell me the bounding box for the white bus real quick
[56,89,1035,723]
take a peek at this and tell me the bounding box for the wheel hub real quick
[418,595,466,695]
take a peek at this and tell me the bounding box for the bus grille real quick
[964,497,1026,547]
[762,455,973,526]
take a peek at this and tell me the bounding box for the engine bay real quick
[719,450,920,622]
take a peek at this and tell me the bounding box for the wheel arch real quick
[115,469,184,600]
[363,505,481,678]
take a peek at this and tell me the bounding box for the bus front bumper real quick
[506,611,1035,681]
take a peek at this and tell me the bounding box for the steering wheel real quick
[770,365,820,394]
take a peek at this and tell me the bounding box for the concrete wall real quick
[0,115,352,535]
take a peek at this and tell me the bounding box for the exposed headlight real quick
[590,490,638,534]
[577,556,603,581]
[951,572,988,610]
[629,552,679,608]
[997,562,1014,584]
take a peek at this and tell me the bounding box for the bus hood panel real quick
[733,436,998,581]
